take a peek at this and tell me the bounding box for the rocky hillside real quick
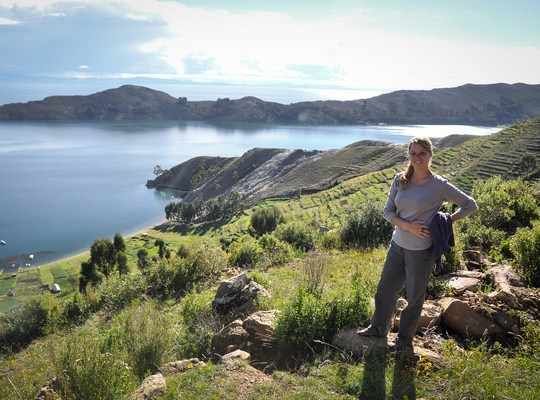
[146,141,409,205]
[147,117,540,205]
[2,83,540,125]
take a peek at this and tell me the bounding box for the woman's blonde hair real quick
[399,136,433,189]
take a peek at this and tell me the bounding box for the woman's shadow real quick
[360,345,416,400]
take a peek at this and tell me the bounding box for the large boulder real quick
[212,272,271,318]
[212,310,278,370]
[438,298,506,339]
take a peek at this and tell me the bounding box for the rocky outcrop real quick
[212,272,271,319]
[332,262,539,363]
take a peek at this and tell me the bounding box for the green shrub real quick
[177,291,218,359]
[122,302,175,379]
[147,242,227,297]
[275,264,372,356]
[183,241,229,277]
[258,233,294,265]
[274,287,333,355]
[510,222,540,287]
[54,334,135,400]
[228,239,265,268]
[250,205,285,236]
[330,272,372,329]
[340,200,393,249]
[459,177,539,254]
[274,221,317,252]
[318,229,342,250]
[0,297,55,351]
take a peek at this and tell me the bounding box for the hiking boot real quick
[356,326,382,338]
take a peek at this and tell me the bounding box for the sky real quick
[0,0,539,104]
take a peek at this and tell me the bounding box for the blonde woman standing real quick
[358,137,478,354]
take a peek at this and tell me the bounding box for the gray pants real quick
[369,241,434,342]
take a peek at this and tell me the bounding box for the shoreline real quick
[1,219,169,273]
[41,218,169,268]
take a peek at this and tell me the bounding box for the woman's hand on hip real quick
[407,220,430,238]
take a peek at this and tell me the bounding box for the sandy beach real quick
[0,219,168,274]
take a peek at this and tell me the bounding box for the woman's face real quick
[409,143,432,171]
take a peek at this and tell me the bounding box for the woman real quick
[357,137,477,352]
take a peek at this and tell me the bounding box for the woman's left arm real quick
[442,181,478,222]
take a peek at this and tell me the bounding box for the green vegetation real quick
[2,119,540,399]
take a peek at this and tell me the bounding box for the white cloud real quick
[0,16,19,25]
[1,0,539,92]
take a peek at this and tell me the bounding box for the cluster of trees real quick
[165,191,246,224]
[79,233,128,293]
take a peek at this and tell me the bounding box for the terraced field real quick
[431,117,540,192]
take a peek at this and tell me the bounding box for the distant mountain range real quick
[1,83,540,126]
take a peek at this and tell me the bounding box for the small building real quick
[51,283,61,293]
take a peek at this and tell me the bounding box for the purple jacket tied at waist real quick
[429,212,454,274]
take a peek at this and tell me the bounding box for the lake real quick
[0,121,499,271]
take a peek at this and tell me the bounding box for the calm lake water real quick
[0,121,499,271]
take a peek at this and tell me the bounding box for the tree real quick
[113,233,126,253]
[155,239,166,259]
[79,260,101,293]
[137,249,150,270]
[117,252,129,277]
[250,206,285,236]
[153,165,165,177]
[90,238,117,278]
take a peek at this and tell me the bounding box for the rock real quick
[129,373,166,400]
[485,265,525,288]
[447,275,481,294]
[331,327,388,358]
[212,319,250,356]
[243,310,277,340]
[212,272,271,318]
[212,310,279,370]
[34,378,59,400]
[219,349,251,366]
[438,298,506,339]
[159,358,206,376]
[417,301,443,332]
[393,298,442,333]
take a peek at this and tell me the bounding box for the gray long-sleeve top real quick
[383,172,478,250]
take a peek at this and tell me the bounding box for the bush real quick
[182,241,229,278]
[318,229,342,250]
[0,297,55,351]
[510,222,540,287]
[274,287,333,355]
[471,176,538,233]
[250,205,285,236]
[340,200,393,249]
[122,302,174,379]
[258,233,294,265]
[459,177,539,254]
[275,260,372,357]
[147,242,228,298]
[274,221,317,252]
[177,291,219,359]
[54,334,135,400]
[228,239,264,268]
